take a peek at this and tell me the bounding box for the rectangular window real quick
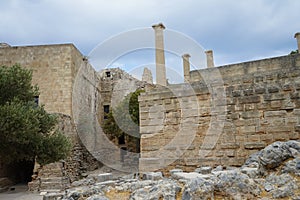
[103,105,110,119]
[34,96,39,106]
[106,71,111,78]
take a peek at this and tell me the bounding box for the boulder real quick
[264,173,298,198]
[129,180,180,200]
[259,141,300,169]
[182,177,215,200]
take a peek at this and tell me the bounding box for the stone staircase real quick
[29,162,70,192]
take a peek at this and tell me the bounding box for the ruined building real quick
[139,26,300,173]
[0,24,300,190]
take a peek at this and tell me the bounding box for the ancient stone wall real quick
[139,54,300,174]
[0,44,102,189]
[0,44,83,116]
[28,114,101,192]
[98,68,147,125]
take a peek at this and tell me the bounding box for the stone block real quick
[266,126,291,133]
[267,86,280,93]
[169,168,183,175]
[142,172,163,180]
[232,90,242,97]
[220,143,240,149]
[270,100,282,108]
[241,111,261,119]
[171,172,209,180]
[239,126,256,133]
[139,158,161,172]
[264,110,287,117]
[273,132,290,141]
[97,173,112,182]
[254,76,264,83]
[43,193,64,200]
[263,93,285,101]
[293,109,300,115]
[225,150,236,157]
[282,84,293,91]
[243,89,254,96]
[238,96,261,104]
[290,92,300,99]
[194,166,212,174]
[295,125,300,132]
[244,142,266,149]
[244,103,256,111]
[255,87,266,94]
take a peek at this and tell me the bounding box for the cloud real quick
[0,0,299,69]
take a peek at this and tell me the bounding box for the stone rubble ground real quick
[43,140,300,200]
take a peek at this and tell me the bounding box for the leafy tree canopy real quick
[102,89,144,141]
[290,50,299,55]
[0,64,71,165]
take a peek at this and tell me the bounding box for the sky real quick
[1,0,300,82]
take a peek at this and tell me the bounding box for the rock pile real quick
[43,140,300,200]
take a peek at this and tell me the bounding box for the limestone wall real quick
[0,44,83,116]
[139,54,300,174]
[0,44,102,186]
[98,68,147,125]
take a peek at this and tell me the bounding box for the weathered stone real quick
[281,157,300,175]
[267,86,280,93]
[214,169,261,198]
[241,167,260,178]
[265,174,298,198]
[129,179,180,200]
[0,177,14,193]
[171,172,208,180]
[259,141,300,169]
[244,142,266,150]
[97,173,112,183]
[169,169,183,176]
[142,172,163,181]
[182,177,215,200]
[238,96,261,104]
[194,166,212,175]
[86,195,109,200]
[43,192,64,200]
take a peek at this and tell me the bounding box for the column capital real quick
[182,53,191,58]
[205,50,213,54]
[152,23,165,30]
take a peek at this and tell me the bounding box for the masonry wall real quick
[98,68,147,125]
[139,54,300,174]
[0,44,102,186]
[0,44,83,116]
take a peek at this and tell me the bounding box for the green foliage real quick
[0,64,39,105]
[102,89,144,141]
[0,64,71,165]
[290,50,299,55]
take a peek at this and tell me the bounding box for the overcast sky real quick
[1,0,299,82]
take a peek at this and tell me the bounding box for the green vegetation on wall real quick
[102,89,144,152]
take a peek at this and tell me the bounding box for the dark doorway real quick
[103,105,110,119]
[6,160,34,183]
[118,134,125,145]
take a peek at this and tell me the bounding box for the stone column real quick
[294,32,300,53]
[205,50,215,68]
[152,23,167,86]
[182,54,191,83]
[142,67,153,84]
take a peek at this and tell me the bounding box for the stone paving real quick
[0,184,42,200]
